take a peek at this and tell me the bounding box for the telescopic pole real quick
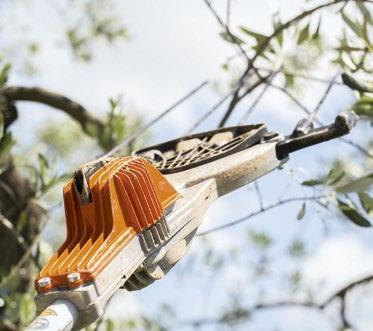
[25,300,77,331]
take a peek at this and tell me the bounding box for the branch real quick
[181,301,323,328]
[238,71,279,124]
[243,0,347,74]
[201,0,270,127]
[218,72,271,127]
[202,0,248,61]
[0,220,46,289]
[308,71,340,122]
[2,86,105,135]
[185,86,235,134]
[219,0,349,126]
[197,195,325,236]
[245,65,345,86]
[322,275,373,307]
[181,274,373,329]
[0,213,28,251]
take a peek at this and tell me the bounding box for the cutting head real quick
[33,112,357,328]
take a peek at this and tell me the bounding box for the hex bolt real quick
[38,277,52,288]
[67,272,81,283]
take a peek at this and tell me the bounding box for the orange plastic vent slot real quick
[35,157,180,292]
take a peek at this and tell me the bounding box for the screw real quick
[38,277,52,288]
[67,272,81,283]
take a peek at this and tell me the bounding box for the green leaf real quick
[219,31,245,45]
[297,203,306,220]
[336,173,373,193]
[272,11,283,45]
[356,2,372,24]
[297,23,310,44]
[312,18,322,40]
[0,63,11,87]
[336,45,366,52]
[337,198,371,227]
[38,153,49,170]
[351,96,373,118]
[0,132,15,160]
[221,62,229,71]
[19,293,35,324]
[248,230,272,250]
[301,179,323,187]
[359,192,373,215]
[239,26,268,45]
[0,111,4,140]
[28,42,40,54]
[105,319,115,331]
[284,73,295,88]
[37,153,49,188]
[342,73,373,93]
[324,167,345,186]
[288,240,305,257]
[341,12,362,38]
[17,211,28,232]
[302,167,345,188]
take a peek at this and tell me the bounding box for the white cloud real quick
[302,235,373,301]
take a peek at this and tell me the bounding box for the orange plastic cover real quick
[35,157,180,292]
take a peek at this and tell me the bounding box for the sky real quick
[1,0,372,330]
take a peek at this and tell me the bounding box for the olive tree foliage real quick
[0,0,372,331]
[0,1,135,330]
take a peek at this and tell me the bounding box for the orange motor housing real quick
[35,157,180,292]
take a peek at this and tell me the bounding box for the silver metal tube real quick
[25,300,78,331]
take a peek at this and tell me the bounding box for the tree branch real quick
[218,0,349,126]
[218,72,271,127]
[0,213,28,251]
[322,275,373,308]
[2,86,105,135]
[181,274,373,329]
[197,195,325,236]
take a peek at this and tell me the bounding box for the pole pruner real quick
[27,111,357,330]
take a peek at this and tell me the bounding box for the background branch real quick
[2,86,105,135]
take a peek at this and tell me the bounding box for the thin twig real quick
[238,71,279,124]
[339,138,373,158]
[197,195,325,236]
[218,72,271,127]
[226,0,231,28]
[0,218,47,289]
[308,71,340,122]
[181,301,322,328]
[104,80,209,157]
[270,83,312,115]
[181,273,373,329]
[0,213,28,251]
[202,0,249,61]
[253,181,264,211]
[185,88,235,134]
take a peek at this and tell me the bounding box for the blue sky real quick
[1,0,372,330]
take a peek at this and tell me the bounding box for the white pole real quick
[25,300,78,331]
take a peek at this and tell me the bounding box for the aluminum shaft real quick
[26,300,77,331]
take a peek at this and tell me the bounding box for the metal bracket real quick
[276,111,358,159]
